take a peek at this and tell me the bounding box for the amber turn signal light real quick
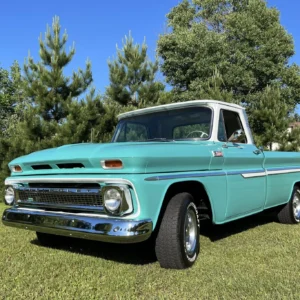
[101,160,123,169]
[10,165,22,172]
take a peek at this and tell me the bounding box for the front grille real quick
[16,184,103,211]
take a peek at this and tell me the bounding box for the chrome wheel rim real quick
[184,207,197,256]
[293,190,300,222]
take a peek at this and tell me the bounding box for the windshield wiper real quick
[145,138,174,142]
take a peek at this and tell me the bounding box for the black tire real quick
[36,232,65,247]
[155,192,200,269]
[277,186,300,224]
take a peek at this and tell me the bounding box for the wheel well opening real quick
[294,182,300,189]
[154,181,212,233]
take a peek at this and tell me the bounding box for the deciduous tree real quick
[158,0,300,109]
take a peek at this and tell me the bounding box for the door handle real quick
[253,149,261,155]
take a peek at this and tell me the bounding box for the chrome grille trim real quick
[4,177,141,219]
[16,202,105,213]
[15,186,103,211]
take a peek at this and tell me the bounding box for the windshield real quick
[112,106,212,142]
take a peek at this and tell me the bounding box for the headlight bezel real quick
[4,186,15,205]
[102,185,133,216]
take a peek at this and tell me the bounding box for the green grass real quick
[1,203,300,299]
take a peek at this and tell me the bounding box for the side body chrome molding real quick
[145,167,300,181]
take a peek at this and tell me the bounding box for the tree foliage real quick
[0,17,98,185]
[19,15,96,147]
[158,0,300,109]
[0,62,23,133]
[249,86,289,150]
[106,33,165,108]
[278,127,300,152]
[24,16,92,123]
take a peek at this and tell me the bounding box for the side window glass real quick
[218,111,227,142]
[222,110,247,144]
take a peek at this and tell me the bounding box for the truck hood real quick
[9,142,218,176]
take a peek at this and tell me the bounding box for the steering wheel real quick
[228,129,244,142]
[186,130,209,138]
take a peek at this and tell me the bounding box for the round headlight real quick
[104,188,122,213]
[4,186,15,205]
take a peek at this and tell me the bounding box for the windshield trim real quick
[111,105,214,143]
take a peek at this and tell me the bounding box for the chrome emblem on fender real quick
[212,151,223,157]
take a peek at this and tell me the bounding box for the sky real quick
[1,0,300,95]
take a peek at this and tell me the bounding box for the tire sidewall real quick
[179,199,200,267]
[291,187,300,223]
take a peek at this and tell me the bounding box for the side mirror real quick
[258,146,264,152]
[253,146,264,155]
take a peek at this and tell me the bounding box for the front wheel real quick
[277,186,300,224]
[155,193,200,269]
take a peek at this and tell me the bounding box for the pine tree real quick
[0,67,12,132]
[19,15,95,148]
[106,33,165,108]
[24,16,92,123]
[0,62,23,134]
[250,86,289,150]
[278,127,300,152]
[0,17,96,187]
[54,88,115,144]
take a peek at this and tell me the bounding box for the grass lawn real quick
[1,203,299,299]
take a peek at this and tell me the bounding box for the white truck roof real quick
[118,100,244,120]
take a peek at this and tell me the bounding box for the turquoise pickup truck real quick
[2,100,300,269]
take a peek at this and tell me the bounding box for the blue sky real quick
[1,0,300,95]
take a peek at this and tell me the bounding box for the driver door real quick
[218,109,266,219]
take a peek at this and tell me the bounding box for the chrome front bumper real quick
[2,208,152,243]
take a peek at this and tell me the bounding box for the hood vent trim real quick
[31,164,52,170]
[57,163,85,169]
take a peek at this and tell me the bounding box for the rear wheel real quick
[155,193,200,269]
[277,186,300,224]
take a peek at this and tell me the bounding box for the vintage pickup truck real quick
[2,100,300,269]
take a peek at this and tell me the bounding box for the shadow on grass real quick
[30,211,277,265]
[200,210,277,242]
[31,236,157,266]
